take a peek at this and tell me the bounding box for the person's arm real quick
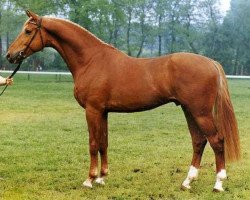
[0,76,13,86]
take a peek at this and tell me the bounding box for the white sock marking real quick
[95,177,105,185]
[83,178,93,188]
[182,165,199,189]
[214,169,227,191]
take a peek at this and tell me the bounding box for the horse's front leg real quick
[96,112,108,186]
[83,107,108,188]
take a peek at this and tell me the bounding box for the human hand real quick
[6,77,13,85]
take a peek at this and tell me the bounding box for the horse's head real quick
[6,10,45,64]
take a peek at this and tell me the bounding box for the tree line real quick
[0,0,250,75]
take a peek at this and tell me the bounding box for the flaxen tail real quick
[214,61,240,162]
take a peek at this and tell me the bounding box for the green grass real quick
[0,75,249,199]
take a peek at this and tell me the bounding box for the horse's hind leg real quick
[194,113,227,192]
[181,107,207,190]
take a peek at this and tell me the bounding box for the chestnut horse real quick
[6,10,240,192]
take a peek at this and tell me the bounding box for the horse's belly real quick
[107,92,169,112]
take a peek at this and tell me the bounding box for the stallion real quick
[6,10,240,192]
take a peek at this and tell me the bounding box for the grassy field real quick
[0,74,249,200]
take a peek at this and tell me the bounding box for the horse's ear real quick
[26,10,40,20]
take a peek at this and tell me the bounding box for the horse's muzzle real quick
[6,51,24,64]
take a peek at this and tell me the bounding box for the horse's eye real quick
[25,29,32,35]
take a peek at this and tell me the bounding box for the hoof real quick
[83,179,93,188]
[213,187,224,192]
[181,184,191,191]
[95,177,105,185]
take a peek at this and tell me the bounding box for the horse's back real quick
[105,51,219,112]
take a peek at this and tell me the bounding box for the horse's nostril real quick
[19,51,24,56]
[6,53,10,59]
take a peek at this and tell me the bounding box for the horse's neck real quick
[43,17,104,76]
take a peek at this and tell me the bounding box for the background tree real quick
[219,0,250,75]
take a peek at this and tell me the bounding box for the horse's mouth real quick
[6,51,26,64]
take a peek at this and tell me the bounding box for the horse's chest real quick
[74,85,88,108]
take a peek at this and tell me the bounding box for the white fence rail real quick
[226,75,250,79]
[0,70,250,79]
[0,70,71,76]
